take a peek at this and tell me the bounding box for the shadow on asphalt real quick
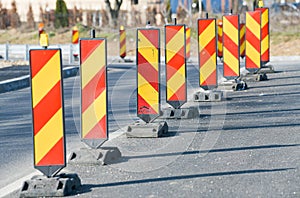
[78,168,294,194]
[118,144,300,160]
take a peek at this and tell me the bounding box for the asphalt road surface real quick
[0,59,299,197]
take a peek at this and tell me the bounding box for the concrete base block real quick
[160,106,199,119]
[218,79,248,91]
[239,73,268,82]
[257,65,275,74]
[68,147,122,165]
[19,173,81,197]
[126,121,168,138]
[193,90,222,102]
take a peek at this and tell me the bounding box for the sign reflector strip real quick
[165,24,187,109]
[80,38,108,149]
[30,49,65,177]
[137,28,160,123]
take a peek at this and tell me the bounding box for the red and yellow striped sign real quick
[80,39,107,149]
[198,18,217,89]
[240,23,246,58]
[165,25,187,109]
[186,27,191,59]
[245,11,261,70]
[217,19,223,59]
[137,28,160,123]
[223,15,240,77]
[72,26,79,44]
[256,7,269,64]
[120,26,126,59]
[30,49,65,177]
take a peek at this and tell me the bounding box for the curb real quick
[0,66,79,94]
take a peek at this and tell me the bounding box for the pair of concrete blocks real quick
[193,90,222,102]
[20,173,81,197]
[125,106,200,138]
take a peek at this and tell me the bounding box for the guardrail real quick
[0,44,79,65]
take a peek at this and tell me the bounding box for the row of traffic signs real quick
[28,5,270,185]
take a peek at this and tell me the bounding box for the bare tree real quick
[9,0,21,28]
[27,4,35,28]
[104,0,123,28]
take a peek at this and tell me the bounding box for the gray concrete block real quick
[239,73,268,82]
[68,147,122,165]
[19,173,81,197]
[160,106,199,119]
[257,65,275,74]
[218,80,248,91]
[126,121,168,138]
[193,90,222,102]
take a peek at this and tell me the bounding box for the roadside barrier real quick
[220,14,247,91]
[126,27,168,138]
[162,22,199,119]
[69,35,121,164]
[20,48,81,197]
[79,38,108,148]
[193,17,222,102]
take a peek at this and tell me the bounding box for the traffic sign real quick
[198,18,217,89]
[256,7,270,64]
[136,28,160,123]
[222,14,240,78]
[165,24,187,109]
[80,38,108,149]
[29,49,65,177]
[245,11,261,70]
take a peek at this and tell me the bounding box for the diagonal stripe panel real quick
[165,25,186,108]
[34,109,63,165]
[32,51,61,107]
[223,16,239,46]
[30,49,65,176]
[137,28,160,122]
[245,11,261,69]
[80,39,107,148]
[198,18,217,89]
[81,41,105,88]
[223,15,240,78]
